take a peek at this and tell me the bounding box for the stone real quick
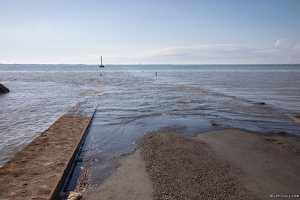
[0,83,10,94]
[248,101,265,105]
[277,131,286,135]
[291,116,300,124]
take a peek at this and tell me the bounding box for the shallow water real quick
[1,64,300,171]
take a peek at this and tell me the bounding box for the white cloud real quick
[137,44,271,60]
[103,40,300,64]
[274,38,291,48]
[8,40,298,64]
[136,45,259,59]
[275,39,285,46]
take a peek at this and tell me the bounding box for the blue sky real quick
[1,0,300,64]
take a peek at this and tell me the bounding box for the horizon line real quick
[1,63,300,65]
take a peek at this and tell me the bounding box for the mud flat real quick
[0,103,95,200]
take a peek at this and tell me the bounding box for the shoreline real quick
[83,129,300,200]
[0,107,95,200]
[1,109,299,200]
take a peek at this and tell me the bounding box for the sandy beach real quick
[83,129,300,200]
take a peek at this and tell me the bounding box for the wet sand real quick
[83,129,300,200]
[82,149,154,200]
[0,110,94,200]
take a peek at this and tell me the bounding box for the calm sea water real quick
[1,64,300,172]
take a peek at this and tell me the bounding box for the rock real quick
[277,131,286,135]
[211,122,221,127]
[0,83,10,94]
[257,102,265,105]
[67,192,83,200]
[291,116,300,124]
[252,101,265,105]
[60,191,83,200]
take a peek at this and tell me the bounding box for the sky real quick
[0,0,300,64]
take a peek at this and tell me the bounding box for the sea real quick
[1,64,300,187]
